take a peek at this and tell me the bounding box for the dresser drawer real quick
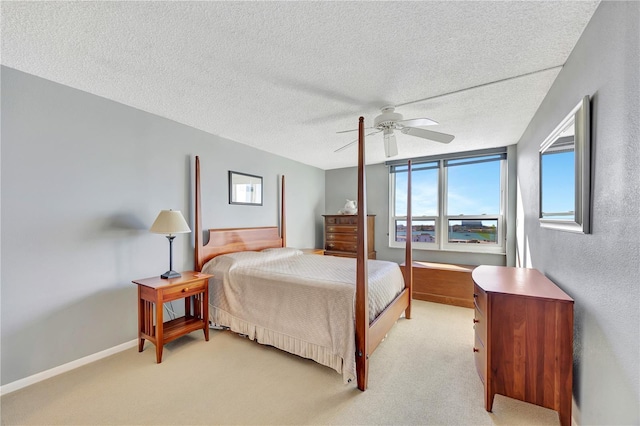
[325,241,358,252]
[474,308,487,344]
[325,216,358,225]
[474,332,486,385]
[325,225,358,234]
[162,280,207,301]
[326,233,359,242]
[473,284,487,316]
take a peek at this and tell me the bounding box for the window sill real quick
[389,244,506,256]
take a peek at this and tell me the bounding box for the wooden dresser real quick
[472,265,574,426]
[323,214,375,259]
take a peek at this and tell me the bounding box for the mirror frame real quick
[228,171,263,206]
[539,95,591,233]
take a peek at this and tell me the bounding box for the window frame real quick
[388,149,507,254]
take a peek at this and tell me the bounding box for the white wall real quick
[515,2,639,424]
[0,67,325,386]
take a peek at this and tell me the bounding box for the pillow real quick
[260,247,304,258]
[202,248,302,274]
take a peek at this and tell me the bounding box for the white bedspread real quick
[201,248,405,383]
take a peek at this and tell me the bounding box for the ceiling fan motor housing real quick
[374,107,403,129]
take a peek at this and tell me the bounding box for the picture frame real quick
[229,171,263,206]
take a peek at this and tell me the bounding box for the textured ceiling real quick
[1,1,600,170]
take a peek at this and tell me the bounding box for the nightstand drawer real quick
[162,280,207,301]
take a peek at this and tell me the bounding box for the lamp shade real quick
[150,210,191,235]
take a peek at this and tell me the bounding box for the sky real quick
[395,152,575,220]
[394,157,501,217]
[541,151,575,217]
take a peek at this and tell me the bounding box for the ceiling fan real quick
[335,106,455,157]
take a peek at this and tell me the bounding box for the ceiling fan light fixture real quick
[383,130,398,157]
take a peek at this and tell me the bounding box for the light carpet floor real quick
[1,300,561,425]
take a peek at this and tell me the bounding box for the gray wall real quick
[0,67,325,386]
[515,2,639,424]
[325,150,516,267]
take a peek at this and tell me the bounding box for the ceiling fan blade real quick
[397,117,438,128]
[334,130,382,152]
[384,132,398,158]
[336,127,375,134]
[334,139,357,152]
[400,127,455,144]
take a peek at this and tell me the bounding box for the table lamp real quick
[150,209,191,278]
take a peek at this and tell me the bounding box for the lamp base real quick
[160,270,181,279]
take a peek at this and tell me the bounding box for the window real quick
[389,149,506,254]
[392,162,439,248]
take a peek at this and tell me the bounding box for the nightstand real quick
[132,271,212,363]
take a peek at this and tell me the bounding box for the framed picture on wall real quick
[229,171,263,206]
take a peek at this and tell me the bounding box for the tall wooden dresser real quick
[472,265,574,426]
[323,214,376,259]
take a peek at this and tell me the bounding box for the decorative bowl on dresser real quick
[472,265,574,426]
[322,214,375,259]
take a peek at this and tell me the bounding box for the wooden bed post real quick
[281,175,286,247]
[195,156,203,272]
[355,116,369,391]
[404,160,413,319]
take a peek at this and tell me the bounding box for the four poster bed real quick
[194,117,414,390]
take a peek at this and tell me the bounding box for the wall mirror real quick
[539,95,591,233]
[229,171,263,205]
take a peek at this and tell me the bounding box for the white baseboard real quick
[572,396,581,426]
[0,339,137,396]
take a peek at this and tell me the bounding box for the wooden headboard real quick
[194,156,286,271]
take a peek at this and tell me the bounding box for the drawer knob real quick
[473,293,478,298]
[473,348,479,353]
[473,319,479,324]
[182,287,189,292]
